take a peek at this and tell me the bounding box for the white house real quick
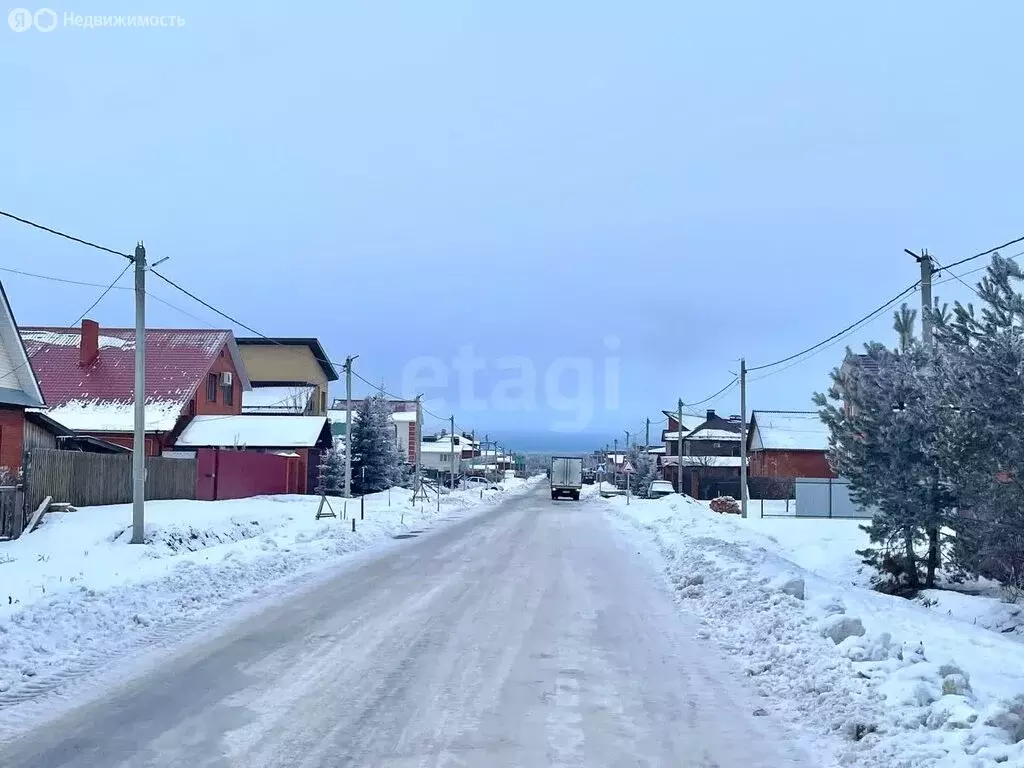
[326,407,418,464]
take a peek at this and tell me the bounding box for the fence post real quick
[360,494,364,520]
[351,517,355,533]
[828,477,833,518]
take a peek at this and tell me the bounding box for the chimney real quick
[80,319,99,367]
[706,408,716,422]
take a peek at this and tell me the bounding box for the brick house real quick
[747,410,835,479]
[20,320,251,456]
[662,409,744,499]
[0,282,46,477]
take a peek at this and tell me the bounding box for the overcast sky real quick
[3,1,1023,442]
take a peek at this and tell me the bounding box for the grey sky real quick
[3,1,1022,441]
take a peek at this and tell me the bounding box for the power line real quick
[749,284,920,384]
[938,234,1024,272]
[73,262,132,325]
[0,262,224,328]
[747,281,920,373]
[685,377,739,407]
[0,210,132,261]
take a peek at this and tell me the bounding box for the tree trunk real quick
[926,526,940,589]
[904,530,920,589]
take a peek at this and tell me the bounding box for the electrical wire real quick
[747,281,921,373]
[0,210,133,261]
[938,234,1024,272]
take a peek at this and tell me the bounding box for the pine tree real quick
[625,442,659,494]
[815,307,956,592]
[931,254,1024,594]
[350,394,402,494]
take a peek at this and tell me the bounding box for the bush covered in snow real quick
[709,496,740,514]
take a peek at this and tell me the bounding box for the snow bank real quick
[605,493,1024,767]
[0,478,539,712]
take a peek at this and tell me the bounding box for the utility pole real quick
[344,355,358,498]
[676,399,683,494]
[740,358,748,519]
[449,414,456,490]
[484,433,489,480]
[414,394,423,499]
[645,418,650,452]
[130,242,147,544]
[613,437,619,488]
[919,248,934,345]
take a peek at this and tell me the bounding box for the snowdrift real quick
[606,492,1024,767]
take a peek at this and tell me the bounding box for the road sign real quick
[621,460,635,474]
[595,465,606,474]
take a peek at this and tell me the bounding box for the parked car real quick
[646,480,675,499]
[465,476,501,490]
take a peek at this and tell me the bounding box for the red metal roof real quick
[20,325,234,411]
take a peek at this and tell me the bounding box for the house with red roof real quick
[20,319,251,456]
[0,282,47,477]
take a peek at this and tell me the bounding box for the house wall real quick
[749,449,835,479]
[192,344,243,417]
[23,418,57,452]
[684,439,740,457]
[0,406,25,475]
[238,346,329,415]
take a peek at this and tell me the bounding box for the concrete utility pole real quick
[130,242,147,544]
[739,357,748,519]
[676,399,684,494]
[645,418,650,452]
[344,355,358,498]
[414,394,423,498]
[449,414,456,490]
[914,248,934,346]
[613,437,619,487]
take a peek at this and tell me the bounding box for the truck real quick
[549,456,583,501]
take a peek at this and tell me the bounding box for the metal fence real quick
[24,449,197,512]
[750,476,876,519]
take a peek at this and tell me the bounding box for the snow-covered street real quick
[605,490,1024,767]
[0,484,816,767]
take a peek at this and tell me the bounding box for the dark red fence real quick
[196,448,302,501]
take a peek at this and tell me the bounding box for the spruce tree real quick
[350,394,402,494]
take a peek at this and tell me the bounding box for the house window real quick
[207,373,218,402]
[222,379,233,406]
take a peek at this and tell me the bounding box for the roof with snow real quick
[327,408,417,425]
[661,411,706,433]
[662,455,744,467]
[0,281,45,408]
[685,427,742,441]
[749,410,829,452]
[175,415,329,448]
[242,385,315,414]
[21,324,251,432]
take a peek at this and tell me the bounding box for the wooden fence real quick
[24,450,197,512]
[0,486,25,540]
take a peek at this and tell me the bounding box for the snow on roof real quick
[685,428,741,441]
[42,399,184,433]
[327,408,417,424]
[241,385,315,414]
[662,455,744,467]
[175,415,328,448]
[750,411,829,452]
[421,441,461,454]
[648,446,666,454]
[21,326,251,422]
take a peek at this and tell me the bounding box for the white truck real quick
[549,456,583,501]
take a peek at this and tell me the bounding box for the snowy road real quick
[0,487,812,768]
